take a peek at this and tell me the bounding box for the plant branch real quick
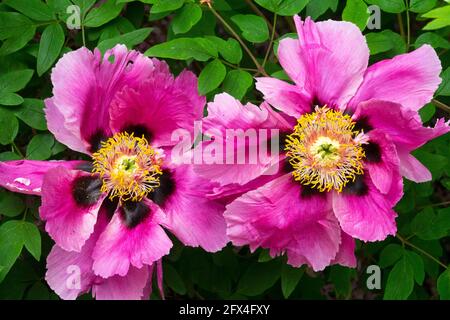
[432,99,450,113]
[244,0,279,38]
[397,234,448,269]
[397,13,406,41]
[405,0,411,50]
[262,13,277,68]
[206,3,268,76]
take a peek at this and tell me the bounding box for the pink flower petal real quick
[331,232,357,268]
[225,174,341,271]
[332,176,398,242]
[46,45,156,153]
[350,45,442,112]
[110,60,205,148]
[277,37,307,86]
[0,160,84,195]
[40,166,105,252]
[365,130,402,196]
[397,149,432,183]
[93,266,150,300]
[159,165,228,252]
[354,100,450,151]
[255,77,312,118]
[293,16,369,109]
[92,201,172,278]
[45,213,109,300]
[194,93,289,186]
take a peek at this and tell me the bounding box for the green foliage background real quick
[0,0,450,300]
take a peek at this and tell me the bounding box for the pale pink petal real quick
[293,16,369,109]
[45,98,90,153]
[225,174,341,271]
[92,201,172,278]
[0,160,84,195]
[159,165,228,252]
[331,232,357,268]
[255,77,312,118]
[93,266,150,300]
[350,45,442,112]
[46,245,95,300]
[45,213,109,300]
[277,37,307,86]
[194,93,289,186]
[40,166,105,252]
[397,149,432,183]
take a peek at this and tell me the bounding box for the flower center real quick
[92,132,163,202]
[285,107,366,192]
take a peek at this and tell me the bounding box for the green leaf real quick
[306,0,338,19]
[437,268,450,300]
[366,32,393,55]
[365,0,405,13]
[198,59,226,95]
[379,244,404,268]
[206,36,243,64]
[97,28,152,53]
[384,256,414,300]
[172,3,202,34]
[0,192,25,217]
[411,207,450,240]
[26,134,55,160]
[410,0,437,13]
[21,222,41,262]
[415,33,450,50]
[164,264,186,295]
[419,103,436,123]
[437,67,450,96]
[0,27,36,56]
[0,109,19,145]
[0,152,21,161]
[237,260,281,296]
[0,220,41,282]
[255,0,310,16]
[0,221,26,283]
[222,70,253,100]
[0,12,35,39]
[26,282,50,300]
[231,14,269,43]
[422,5,450,30]
[145,38,218,61]
[0,69,34,94]
[0,93,24,106]
[342,0,369,31]
[37,24,65,76]
[281,264,304,298]
[14,99,47,131]
[4,0,54,21]
[151,0,184,14]
[258,249,273,262]
[366,30,405,55]
[404,251,425,285]
[84,1,125,28]
[329,266,353,298]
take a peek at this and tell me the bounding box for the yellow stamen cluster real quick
[285,107,365,192]
[92,132,162,202]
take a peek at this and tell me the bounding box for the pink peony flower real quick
[195,17,450,271]
[0,45,228,299]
